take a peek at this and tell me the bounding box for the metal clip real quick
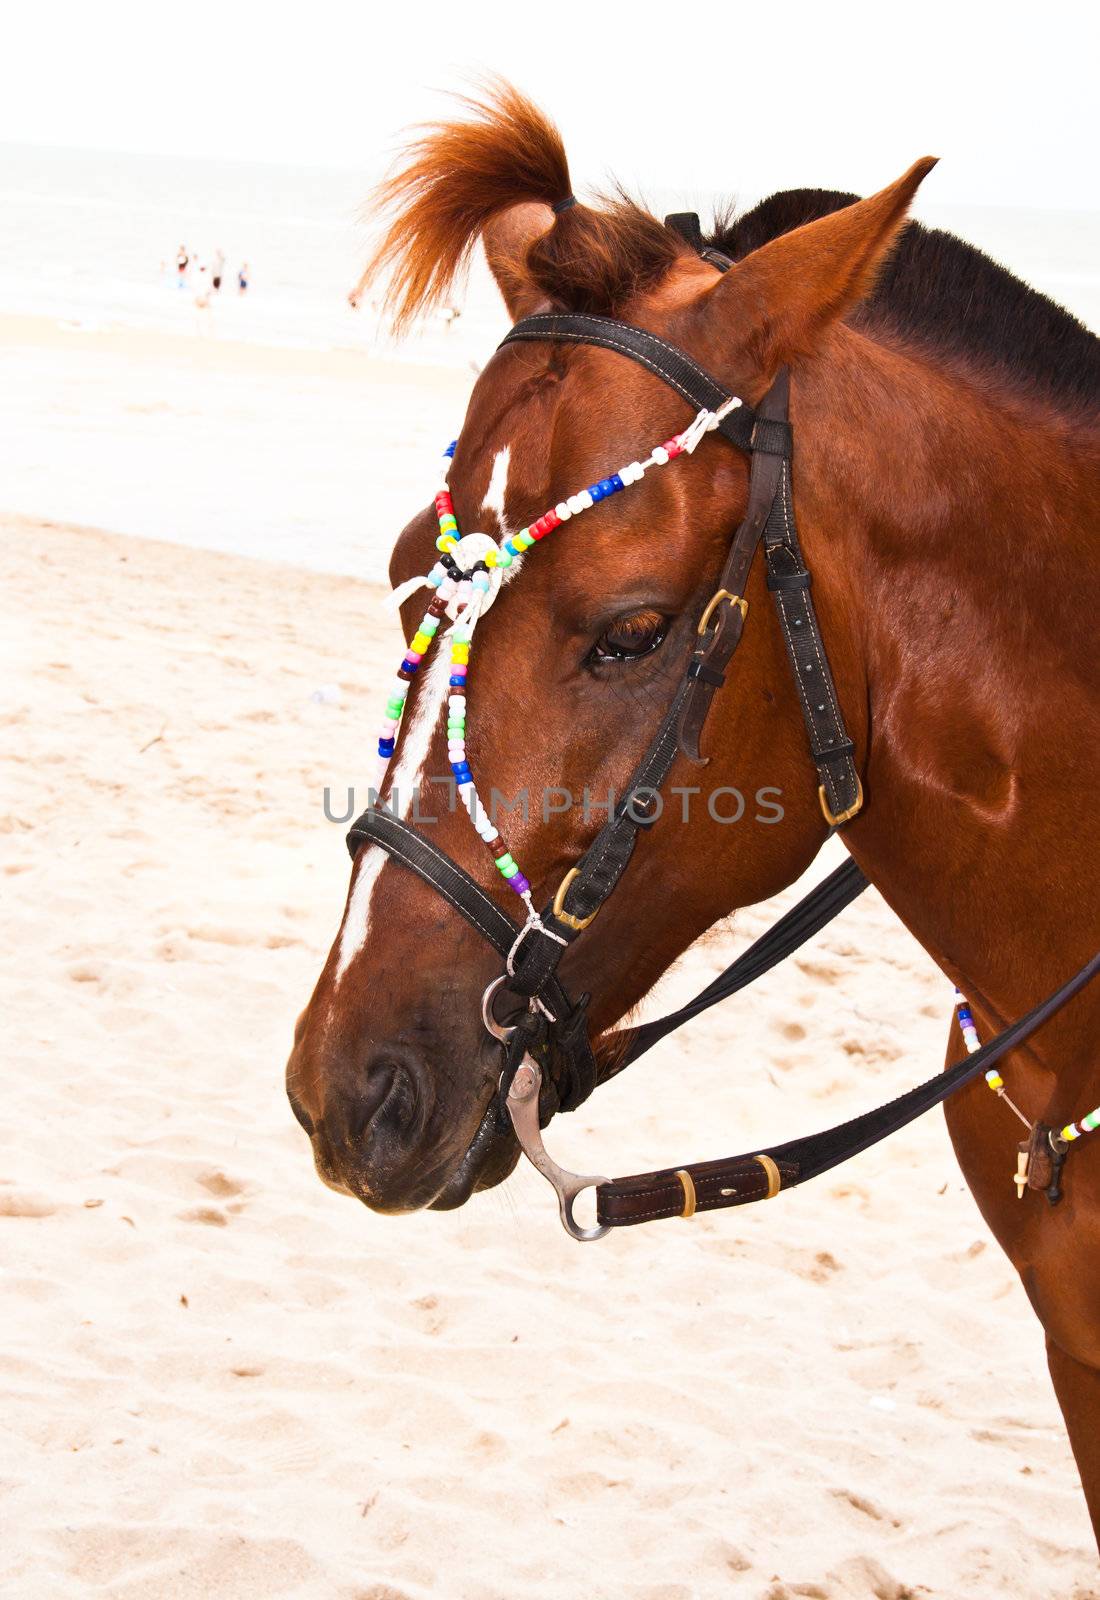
[482,976,609,1243]
[506,1058,609,1242]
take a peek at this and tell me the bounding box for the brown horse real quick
[286,86,1100,1535]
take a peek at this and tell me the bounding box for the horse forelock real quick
[360,79,688,332]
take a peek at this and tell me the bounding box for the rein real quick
[346,217,1099,1240]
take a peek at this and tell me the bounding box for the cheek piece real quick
[375,397,742,943]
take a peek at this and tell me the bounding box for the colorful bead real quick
[376,404,748,915]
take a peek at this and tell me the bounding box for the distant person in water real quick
[211,248,225,292]
[237,262,249,295]
[176,245,188,287]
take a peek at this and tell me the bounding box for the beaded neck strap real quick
[373,395,742,933]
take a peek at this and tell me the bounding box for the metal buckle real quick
[697,588,748,636]
[818,776,864,827]
[551,867,598,931]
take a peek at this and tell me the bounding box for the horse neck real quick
[793,328,1100,1035]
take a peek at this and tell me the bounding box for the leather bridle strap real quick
[596,947,1100,1227]
[500,311,759,455]
[502,676,695,1001]
[605,856,870,1073]
[345,807,599,1109]
[498,313,861,999]
[678,369,791,763]
[763,455,862,823]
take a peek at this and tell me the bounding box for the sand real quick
[3,503,1097,1600]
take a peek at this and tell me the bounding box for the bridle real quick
[346,217,1099,1240]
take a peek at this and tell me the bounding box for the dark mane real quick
[709,190,1100,414]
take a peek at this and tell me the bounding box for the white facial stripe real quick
[480,442,528,584]
[482,445,511,532]
[333,647,453,983]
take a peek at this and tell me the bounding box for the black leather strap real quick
[677,369,791,762]
[664,211,734,273]
[505,678,694,999]
[597,947,1100,1227]
[762,459,863,822]
[345,807,598,1108]
[500,313,758,454]
[606,858,869,1071]
[347,806,518,954]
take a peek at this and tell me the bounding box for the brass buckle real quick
[697,588,748,637]
[551,867,598,932]
[818,775,864,827]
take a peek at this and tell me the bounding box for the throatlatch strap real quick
[677,369,791,763]
[763,460,862,823]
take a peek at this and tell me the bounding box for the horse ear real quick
[703,158,938,374]
[482,201,556,320]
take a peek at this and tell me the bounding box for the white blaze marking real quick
[482,446,511,529]
[334,647,453,982]
[333,440,524,988]
[481,443,525,584]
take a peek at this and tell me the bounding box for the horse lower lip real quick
[430,1098,518,1210]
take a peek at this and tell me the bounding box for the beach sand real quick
[3,501,1097,1599]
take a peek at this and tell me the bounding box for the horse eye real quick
[590,609,669,665]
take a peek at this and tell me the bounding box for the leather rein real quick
[346,218,1100,1241]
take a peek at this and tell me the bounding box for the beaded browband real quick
[374,394,740,934]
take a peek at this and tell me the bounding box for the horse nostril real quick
[343,1049,430,1151]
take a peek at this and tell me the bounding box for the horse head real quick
[287,82,934,1213]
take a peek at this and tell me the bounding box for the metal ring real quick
[480,975,515,1042]
[559,1179,611,1243]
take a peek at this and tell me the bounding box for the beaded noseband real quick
[346,219,1100,1239]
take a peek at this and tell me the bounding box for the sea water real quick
[2,143,1097,576]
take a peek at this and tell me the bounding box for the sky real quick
[3,0,1098,212]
